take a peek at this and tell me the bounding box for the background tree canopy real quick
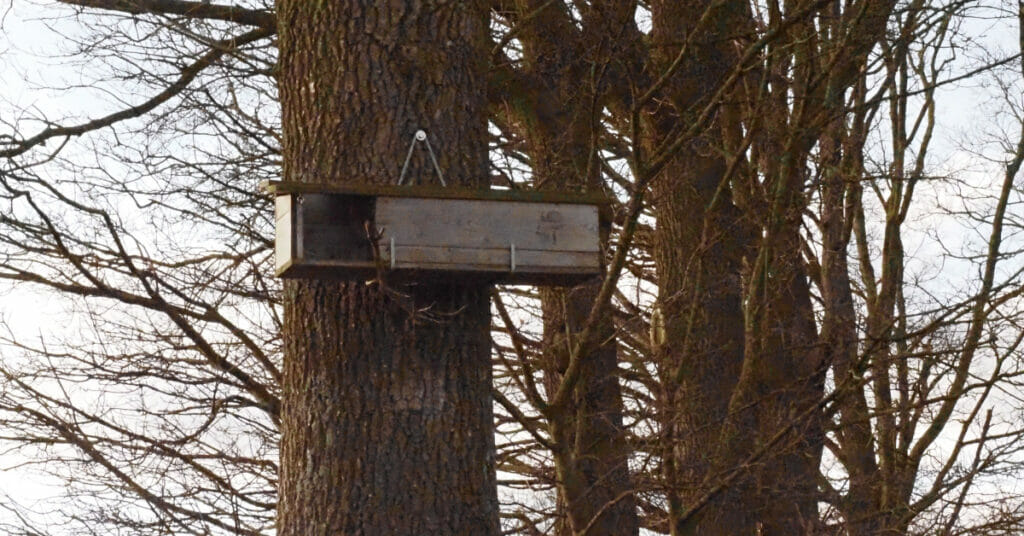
[1,0,1024,535]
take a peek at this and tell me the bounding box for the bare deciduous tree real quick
[3,1,1024,535]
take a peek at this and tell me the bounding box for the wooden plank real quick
[391,245,508,269]
[376,197,599,253]
[276,254,600,285]
[270,189,605,284]
[513,249,602,271]
[284,249,600,273]
[262,180,610,206]
[388,245,600,273]
[275,195,293,272]
[276,262,376,280]
[275,194,292,222]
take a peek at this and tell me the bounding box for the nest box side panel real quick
[275,194,295,275]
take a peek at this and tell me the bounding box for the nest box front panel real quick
[375,196,600,277]
[272,187,604,284]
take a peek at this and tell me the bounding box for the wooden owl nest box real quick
[261,180,607,286]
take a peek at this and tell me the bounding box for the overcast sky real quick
[1,0,1023,533]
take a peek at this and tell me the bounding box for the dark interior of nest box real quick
[298,193,375,263]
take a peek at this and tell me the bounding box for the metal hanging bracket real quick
[397,129,447,187]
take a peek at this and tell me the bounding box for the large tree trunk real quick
[275,2,499,535]
[541,284,637,536]
[492,3,639,534]
[644,2,756,534]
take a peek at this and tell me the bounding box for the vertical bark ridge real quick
[276,2,499,534]
[497,3,639,534]
[645,2,756,533]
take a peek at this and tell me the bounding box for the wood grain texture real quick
[262,180,611,206]
[389,245,599,272]
[376,197,599,252]
[274,195,293,273]
[274,192,601,282]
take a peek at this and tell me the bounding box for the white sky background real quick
[0,0,1023,534]
[0,2,254,526]
[0,1,90,517]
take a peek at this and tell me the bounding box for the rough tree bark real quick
[711,2,897,533]
[495,3,639,534]
[275,2,499,535]
[643,2,756,534]
[642,1,898,533]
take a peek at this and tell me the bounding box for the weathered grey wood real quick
[387,245,599,272]
[376,197,599,253]
[261,180,610,206]
[511,249,601,270]
[271,190,604,285]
